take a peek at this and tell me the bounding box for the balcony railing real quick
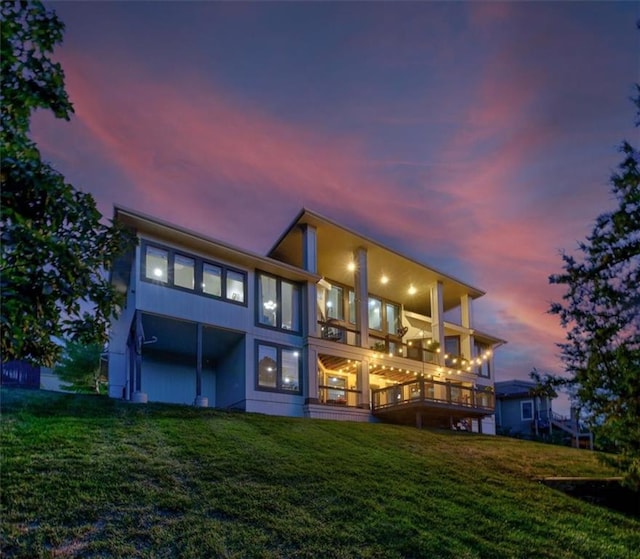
[319,320,358,345]
[369,334,439,365]
[371,377,494,414]
[318,385,361,407]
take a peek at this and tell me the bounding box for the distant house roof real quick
[495,380,548,400]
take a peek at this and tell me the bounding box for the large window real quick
[257,272,301,332]
[386,303,400,334]
[145,246,168,283]
[142,242,246,305]
[326,285,344,320]
[368,297,382,330]
[256,343,301,393]
[475,341,492,378]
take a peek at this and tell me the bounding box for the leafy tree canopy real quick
[1,1,133,367]
[547,87,640,488]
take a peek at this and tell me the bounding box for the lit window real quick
[145,246,168,283]
[257,344,278,389]
[202,263,222,297]
[281,281,300,331]
[386,303,400,334]
[257,273,300,332]
[327,285,344,320]
[257,343,301,393]
[226,270,245,303]
[348,290,356,323]
[368,297,382,330]
[174,254,195,290]
[259,275,277,327]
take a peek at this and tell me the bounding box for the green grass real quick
[1,388,638,559]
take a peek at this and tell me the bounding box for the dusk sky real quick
[34,1,639,405]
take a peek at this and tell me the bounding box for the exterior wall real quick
[216,337,246,409]
[108,255,138,399]
[142,356,215,405]
[497,398,533,436]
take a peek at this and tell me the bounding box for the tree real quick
[548,88,640,488]
[54,341,106,394]
[1,1,133,367]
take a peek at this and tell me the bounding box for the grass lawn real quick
[1,388,638,558]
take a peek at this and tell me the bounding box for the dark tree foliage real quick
[548,89,640,488]
[1,1,133,366]
[54,341,106,394]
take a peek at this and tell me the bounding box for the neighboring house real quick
[495,380,554,437]
[108,207,505,433]
[495,379,593,448]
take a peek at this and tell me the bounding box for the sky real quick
[33,1,639,410]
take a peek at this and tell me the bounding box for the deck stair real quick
[550,411,593,449]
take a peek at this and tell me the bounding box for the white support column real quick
[302,224,319,337]
[460,294,473,362]
[359,359,370,409]
[354,247,369,349]
[430,281,444,364]
[305,346,319,404]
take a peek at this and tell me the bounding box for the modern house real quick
[108,207,505,433]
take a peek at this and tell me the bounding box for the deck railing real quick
[369,334,439,365]
[371,377,494,413]
[318,385,361,407]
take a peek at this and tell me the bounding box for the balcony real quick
[371,377,494,429]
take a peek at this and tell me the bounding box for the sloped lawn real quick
[1,389,638,558]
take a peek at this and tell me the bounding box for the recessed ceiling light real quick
[408,285,417,295]
[347,262,356,272]
[380,275,389,284]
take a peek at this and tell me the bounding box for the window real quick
[141,241,246,305]
[256,272,301,332]
[368,297,382,330]
[326,375,347,403]
[174,254,195,290]
[258,275,277,327]
[386,303,400,334]
[326,285,344,320]
[475,342,492,378]
[281,281,300,330]
[227,270,245,303]
[348,290,356,323]
[202,263,222,297]
[521,400,533,421]
[145,246,168,283]
[257,343,301,393]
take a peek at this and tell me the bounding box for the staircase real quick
[550,411,593,449]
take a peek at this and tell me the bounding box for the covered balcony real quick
[371,376,495,431]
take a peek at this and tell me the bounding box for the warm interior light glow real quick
[347,262,356,272]
[408,285,417,295]
[380,275,389,284]
[153,268,163,277]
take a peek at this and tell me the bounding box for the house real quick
[494,380,554,437]
[495,379,593,447]
[108,207,506,433]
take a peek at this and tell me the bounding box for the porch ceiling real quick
[269,210,484,314]
[140,313,244,364]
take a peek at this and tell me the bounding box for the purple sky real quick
[34,1,639,405]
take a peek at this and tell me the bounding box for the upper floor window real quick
[256,342,301,394]
[475,341,492,378]
[257,272,301,332]
[142,242,246,305]
[368,297,382,330]
[326,285,344,320]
